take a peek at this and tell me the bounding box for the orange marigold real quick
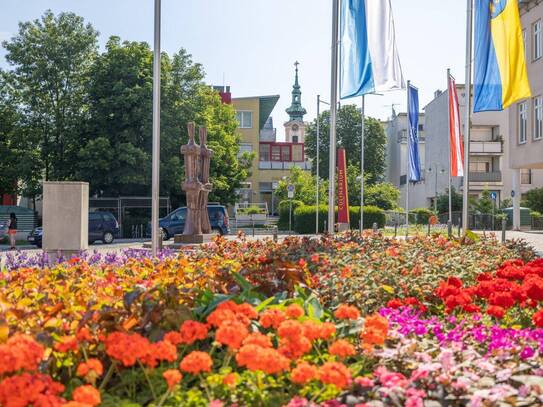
[285,304,304,319]
[207,308,237,328]
[179,320,209,345]
[179,351,213,374]
[236,344,290,374]
[0,334,44,375]
[104,332,150,367]
[259,309,286,329]
[164,331,184,346]
[277,320,305,338]
[291,361,319,384]
[223,372,238,387]
[76,358,104,378]
[142,340,178,368]
[72,385,101,406]
[278,335,313,359]
[215,320,249,349]
[319,361,352,389]
[242,332,273,348]
[0,373,64,407]
[329,339,356,358]
[318,322,337,340]
[334,304,360,320]
[302,320,322,341]
[236,303,258,320]
[163,369,182,389]
[360,314,389,351]
[54,335,78,353]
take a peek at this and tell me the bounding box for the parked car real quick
[148,204,230,240]
[0,221,8,243]
[27,211,120,248]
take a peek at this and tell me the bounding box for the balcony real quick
[469,141,502,154]
[469,171,502,183]
[259,161,312,171]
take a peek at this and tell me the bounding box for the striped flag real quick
[340,0,405,99]
[448,74,464,177]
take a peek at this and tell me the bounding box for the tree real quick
[523,187,543,213]
[345,164,399,210]
[305,105,387,185]
[473,189,494,215]
[274,166,328,205]
[2,10,99,181]
[436,187,463,214]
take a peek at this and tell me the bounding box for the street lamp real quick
[427,165,445,213]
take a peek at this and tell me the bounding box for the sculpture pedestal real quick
[174,234,215,244]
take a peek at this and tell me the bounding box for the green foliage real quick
[292,205,385,234]
[345,164,399,209]
[274,166,327,206]
[523,187,543,213]
[500,198,513,209]
[277,200,304,230]
[473,189,495,215]
[409,208,434,225]
[305,105,387,185]
[436,187,463,214]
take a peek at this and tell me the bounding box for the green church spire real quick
[286,61,307,122]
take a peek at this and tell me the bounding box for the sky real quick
[0,0,467,140]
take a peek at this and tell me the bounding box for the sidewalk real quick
[484,230,543,255]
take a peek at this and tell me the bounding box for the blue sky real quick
[1,0,466,139]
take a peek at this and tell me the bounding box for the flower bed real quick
[0,234,541,406]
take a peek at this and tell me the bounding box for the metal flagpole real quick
[328,0,340,234]
[316,95,320,234]
[151,0,161,256]
[447,69,452,224]
[462,0,473,235]
[405,81,411,236]
[360,95,365,233]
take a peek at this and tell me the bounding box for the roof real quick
[232,94,280,130]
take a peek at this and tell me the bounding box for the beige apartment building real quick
[509,0,543,228]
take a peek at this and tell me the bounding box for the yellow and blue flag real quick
[474,0,531,112]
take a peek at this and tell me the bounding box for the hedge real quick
[278,200,304,230]
[409,208,434,225]
[292,205,385,234]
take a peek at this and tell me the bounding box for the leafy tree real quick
[275,166,328,205]
[523,187,543,213]
[473,189,495,215]
[345,164,399,210]
[436,187,463,214]
[2,10,99,181]
[305,105,386,185]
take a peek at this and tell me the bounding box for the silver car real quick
[0,221,8,243]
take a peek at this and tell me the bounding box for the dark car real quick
[0,221,7,243]
[149,204,230,240]
[27,211,120,248]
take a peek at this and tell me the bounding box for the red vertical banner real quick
[337,148,350,225]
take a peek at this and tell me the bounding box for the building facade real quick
[229,64,311,214]
[385,112,427,209]
[509,0,543,227]
[424,83,543,210]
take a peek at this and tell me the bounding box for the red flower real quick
[285,304,305,319]
[215,320,249,349]
[291,361,318,384]
[489,291,516,309]
[486,305,506,319]
[386,299,403,309]
[319,361,352,389]
[72,385,101,406]
[163,369,182,389]
[533,309,543,328]
[179,351,213,374]
[179,320,209,345]
[259,309,286,329]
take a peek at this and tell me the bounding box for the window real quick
[259,144,270,161]
[271,145,281,161]
[469,161,490,173]
[292,135,299,143]
[89,213,102,221]
[418,124,424,132]
[491,126,500,141]
[519,102,528,144]
[281,146,291,162]
[235,111,253,128]
[238,143,253,156]
[534,20,542,60]
[521,169,533,185]
[292,145,303,161]
[534,97,543,140]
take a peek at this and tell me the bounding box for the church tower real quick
[284,61,307,144]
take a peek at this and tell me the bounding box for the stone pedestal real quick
[174,233,215,244]
[43,182,88,257]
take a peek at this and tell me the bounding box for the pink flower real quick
[209,401,223,407]
[405,397,423,407]
[354,377,374,387]
[409,368,429,382]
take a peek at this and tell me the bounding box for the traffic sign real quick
[511,190,515,198]
[287,184,295,199]
[490,192,497,201]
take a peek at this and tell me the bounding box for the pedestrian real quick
[7,212,17,250]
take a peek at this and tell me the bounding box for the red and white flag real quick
[448,74,464,177]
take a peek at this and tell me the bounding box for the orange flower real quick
[0,334,44,375]
[76,358,104,382]
[215,320,249,349]
[318,322,337,340]
[163,369,182,389]
[291,361,319,385]
[105,332,150,367]
[242,332,273,348]
[285,304,304,319]
[302,320,322,341]
[0,373,64,407]
[360,314,389,351]
[76,327,93,342]
[334,304,360,320]
[277,320,305,338]
[207,308,237,328]
[54,335,78,353]
[319,361,352,389]
[236,303,258,320]
[179,320,209,345]
[236,344,290,374]
[259,309,286,329]
[223,373,238,387]
[164,331,184,346]
[72,385,101,406]
[329,339,356,358]
[179,351,213,374]
[278,335,313,359]
[143,340,178,368]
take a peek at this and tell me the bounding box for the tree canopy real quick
[305,105,387,185]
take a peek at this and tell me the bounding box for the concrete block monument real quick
[43,181,89,256]
[174,122,214,244]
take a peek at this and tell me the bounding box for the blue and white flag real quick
[407,84,421,182]
[340,0,405,99]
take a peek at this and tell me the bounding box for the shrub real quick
[292,205,385,234]
[278,200,304,230]
[409,208,434,225]
[523,187,543,213]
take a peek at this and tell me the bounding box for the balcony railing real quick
[258,161,312,171]
[469,171,502,182]
[470,141,503,154]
